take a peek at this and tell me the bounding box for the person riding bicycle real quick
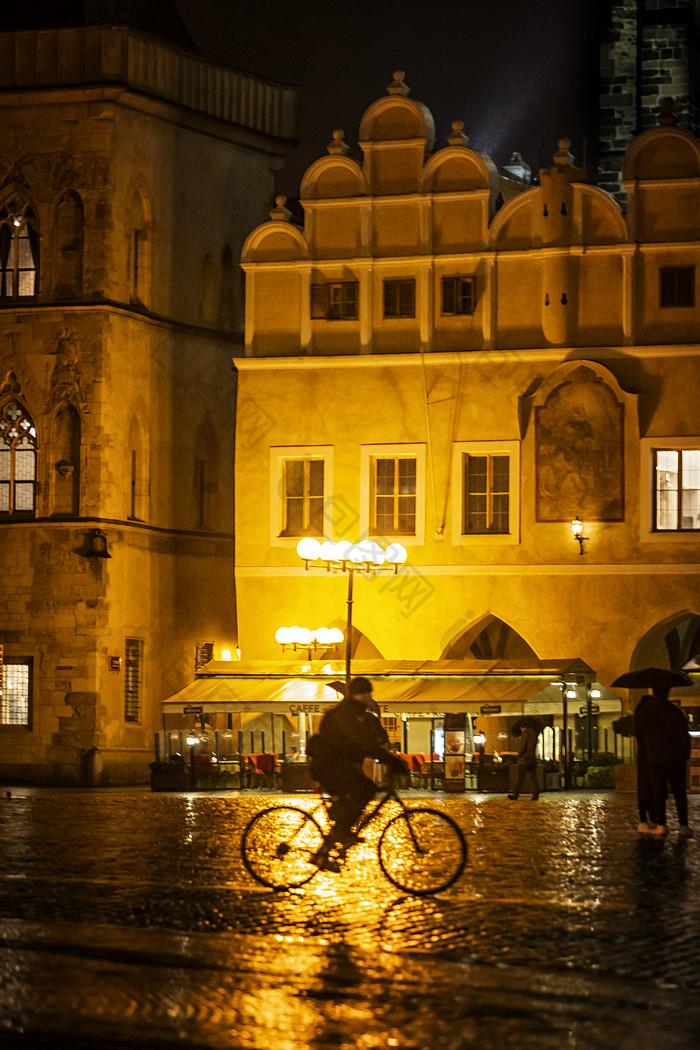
[307,676,408,871]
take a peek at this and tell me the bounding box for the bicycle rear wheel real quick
[241,805,325,889]
[378,807,466,895]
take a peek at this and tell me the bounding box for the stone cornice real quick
[0,25,299,142]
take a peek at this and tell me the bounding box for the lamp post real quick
[296,537,407,698]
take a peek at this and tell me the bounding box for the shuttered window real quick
[124,638,143,723]
[383,279,415,318]
[310,282,358,319]
[660,266,695,308]
[442,276,475,315]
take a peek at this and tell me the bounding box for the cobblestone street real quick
[0,787,699,1049]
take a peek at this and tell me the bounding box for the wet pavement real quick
[0,786,699,1049]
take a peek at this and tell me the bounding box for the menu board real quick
[444,712,466,793]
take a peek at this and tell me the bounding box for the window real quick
[195,641,214,671]
[654,449,700,531]
[463,454,510,534]
[311,282,358,320]
[0,196,39,298]
[442,276,475,315]
[124,638,143,723]
[127,417,147,521]
[660,266,695,308]
[372,457,416,535]
[383,279,415,318]
[0,401,37,515]
[0,656,32,727]
[281,458,324,535]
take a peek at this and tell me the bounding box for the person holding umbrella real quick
[613,668,694,838]
[508,718,540,801]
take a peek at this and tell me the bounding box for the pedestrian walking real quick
[634,686,693,838]
[508,719,540,801]
[634,693,657,835]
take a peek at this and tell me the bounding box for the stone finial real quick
[327,129,350,155]
[387,70,410,96]
[0,370,21,396]
[658,97,678,126]
[553,138,575,167]
[269,195,292,222]
[447,120,470,147]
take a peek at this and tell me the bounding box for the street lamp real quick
[296,537,408,697]
[275,625,344,659]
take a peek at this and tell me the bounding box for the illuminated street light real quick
[296,536,408,696]
[570,515,587,555]
[275,625,344,657]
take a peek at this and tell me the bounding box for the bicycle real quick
[240,774,467,895]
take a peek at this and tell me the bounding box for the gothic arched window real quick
[0,196,39,298]
[0,400,37,514]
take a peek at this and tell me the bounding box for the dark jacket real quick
[308,697,398,777]
[635,695,691,765]
[517,726,538,767]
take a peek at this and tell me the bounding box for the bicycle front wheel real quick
[241,805,325,889]
[378,807,466,895]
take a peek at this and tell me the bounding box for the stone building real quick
[598,0,700,200]
[0,13,298,783]
[234,73,700,757]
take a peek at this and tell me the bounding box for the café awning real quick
[161,658,597,719]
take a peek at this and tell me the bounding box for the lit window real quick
[442,276,475,315]
[0,197,39,298]
[660,266,695,308]
[0,401,37,515]
[124,638,143,723]
[654,449,700,531]
[281,459,324,536]
[463,454,510,534]
[0,658,31,727]
[372,457,416,535]
[310,282,358,320]
[383,279,415,318]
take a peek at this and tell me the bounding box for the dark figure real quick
[635,687,693,838]
[634,694,656,834]
[508,719,540,800]
[308,676,408,870]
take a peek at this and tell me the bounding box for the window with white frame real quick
[281,457,324,536]
[451,441,520,545]
[372,456,417,535]
[462,453,510,534]
[269,447,332,545]
[654,449,700,531]
[0,400,37,515]
[0,657,31,727]
[124,638,143,723]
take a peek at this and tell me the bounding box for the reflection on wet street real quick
[1,788,699,1048]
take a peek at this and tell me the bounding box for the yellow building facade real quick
[0,23,298,783]
[237,74,700,753]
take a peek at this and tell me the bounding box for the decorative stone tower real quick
[0,6,299,784]
[598,0,700,202]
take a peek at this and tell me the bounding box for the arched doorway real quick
[440,613,538,661]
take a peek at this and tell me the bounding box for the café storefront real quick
[156,657,623,792]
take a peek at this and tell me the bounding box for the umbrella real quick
[507,714,549,737]
[611,667,693,691]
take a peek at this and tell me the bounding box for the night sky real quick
[176,0,609,198]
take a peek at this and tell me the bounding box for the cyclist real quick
[308,676,409,871]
